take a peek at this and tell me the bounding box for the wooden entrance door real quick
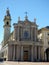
[46,48,49,61]
[23,51,28,61]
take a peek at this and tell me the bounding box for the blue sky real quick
[0,0,49,44]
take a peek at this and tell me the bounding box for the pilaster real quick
[13,45,15,60]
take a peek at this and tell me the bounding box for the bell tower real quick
[3,8,11,44]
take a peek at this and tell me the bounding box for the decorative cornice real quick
[3,25,11,27]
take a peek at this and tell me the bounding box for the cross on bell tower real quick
[25,12,28,20]
[6,8,10,16]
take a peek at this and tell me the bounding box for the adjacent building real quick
[38,26,49,61]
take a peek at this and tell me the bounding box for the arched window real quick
[24,31,28,39]
[7,22,9,25]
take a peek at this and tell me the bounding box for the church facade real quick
[0,9,49,61]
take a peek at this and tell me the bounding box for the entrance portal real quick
[23,51,28,61]
[46,48,49,61]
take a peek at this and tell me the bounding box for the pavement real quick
[0,61,49,65]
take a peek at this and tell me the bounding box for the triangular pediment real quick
[23,19,31,26]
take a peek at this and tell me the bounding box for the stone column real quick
[44,52,47,61]
[16,46,20,61]
[31,46,33,61]
[21,46,23,61]
[16,46,19,60]
[14,28,16,40]
[13,45,15,60]
[18,27,19,41]
[11,45,13,60]
[13,26,17,40]
[21,27,22,40]
[31,28,33,41]
[8,46,9,60]
[39,46,40,60]
[8,45,12,60]
[15,45,17,60]
[35,46,37,60]
[35,27,36,41]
